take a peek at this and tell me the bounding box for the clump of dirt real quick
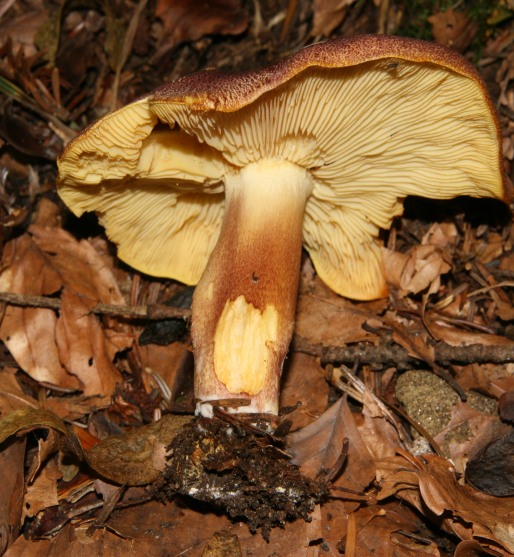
[160,416,327,540]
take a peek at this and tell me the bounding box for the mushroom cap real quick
[58,34,510,300]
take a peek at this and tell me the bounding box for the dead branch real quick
[0,291,191,320]
[293,335,514,368]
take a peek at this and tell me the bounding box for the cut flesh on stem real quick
[192,159,314,415]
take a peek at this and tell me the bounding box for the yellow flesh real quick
[59,60,503,299]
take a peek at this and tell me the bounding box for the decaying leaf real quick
[154,0,247,56]
[295,288,381,347]
[0,407,68,444]
[341,502,441,557]
[428,8,478,52]
[289,396,376,493]
[82,413,191,486]
[0,199,133,395]
[201,530,242,557]
[280,352,329,430]
[0,439,25,555]
[311,0,356,37]
[419,455,514,554]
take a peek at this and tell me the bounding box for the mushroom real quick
[58,35,510,416]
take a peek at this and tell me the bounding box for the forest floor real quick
[0,0,514,555]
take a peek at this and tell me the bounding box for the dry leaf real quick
[383,245,450,296]
[418,455,514,554]
[0,440,25,555]
[0,233,77,390]
[22,462,60,521]
[0,200,133,395]
[0,9,49,57]
[0,408,68,444]
[434,402,510,475]
[280,352,329,430]
[155,0,247,55]
[289,396,376,492]
[454,540,504,556]
[295,293,380,347]
[428,8,478,52]
[311,0,356,37]
[342,502,441,557]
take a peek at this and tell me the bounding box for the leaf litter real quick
[1,0,514,556]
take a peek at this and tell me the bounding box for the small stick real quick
[294,334,514,367]
[0,291,191,321]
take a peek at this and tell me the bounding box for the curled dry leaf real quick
[377,453,514,554]
[0,407,68,444]
[383,222,458,297]
[382,245,450,297]
[454,539,506,556]
[289,396,376,492]
[418,455,514,554]
[0,200,133,395]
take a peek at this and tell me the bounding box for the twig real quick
[294,335,514,367]
[110,0,149,110]
[0,291,191,320]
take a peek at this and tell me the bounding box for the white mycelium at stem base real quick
[192,159,314,415]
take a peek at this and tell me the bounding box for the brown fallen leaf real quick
[0,407,68,443]
[418,455,514,554]
[382,244,450,297]
[154,0,247,57]
[434,401,510,475]
[289,396,376,493]
[5,497,323,557]
[428,8,478,52]
[454,539,506,556]
[280,352,329,430]
[0,9,49,57]
[341,501,441,557]
[0,233,77,390]
[22,462,60,522]
[311,0,356,37]
[0,438,25,553]
[0,370,39,553]
[0,200,133,395]
[295,291,381,347]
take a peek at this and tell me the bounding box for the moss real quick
[395,370,498,456]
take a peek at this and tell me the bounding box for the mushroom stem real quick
[192,159,314,415]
